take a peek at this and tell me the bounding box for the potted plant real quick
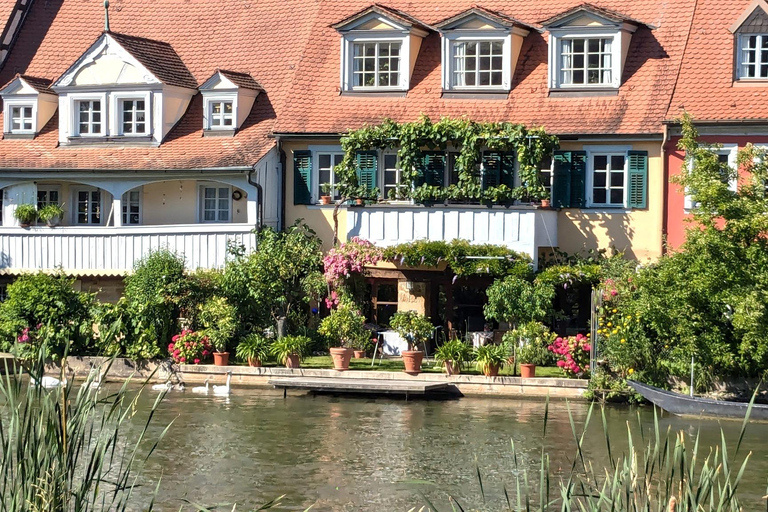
[13,204,37,228]
[389,310,434,374]
[270,335,310,368]
[235,333,271,367]
[318,301,365,371]
[351,332,374,359]
[434,338,472,375]
[474,342,508,377]
[319,183,332,205]
[504,321,555,369]
[199,296,238,366]
[515,340,551,378]
[167,329,212,364]
[38,203,65,227]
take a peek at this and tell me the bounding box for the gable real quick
[546,11,620,29]
[730,1,768,33]
[356,18,400,31]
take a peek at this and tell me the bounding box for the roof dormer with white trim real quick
[541,3,653,93]
[199,70,263,134]
[332,4,431,93]
[435,6,535,94]
[51,31,198,146]
[0,75,57,138]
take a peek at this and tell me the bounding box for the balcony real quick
[0,224,256,274]
[346,204,557,267]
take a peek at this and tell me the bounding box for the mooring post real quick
[283,387,287,399]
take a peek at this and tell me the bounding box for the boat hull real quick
[627,380,768,421]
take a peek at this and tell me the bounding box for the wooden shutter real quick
[569,150,587,208]
[421,152,446,187]
[628,150,648,209]
[293,150,312,205]
[552,151,572,208]
[481,152,501,189]
[501,152,515,188]
[356,151,378,194]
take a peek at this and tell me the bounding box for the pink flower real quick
[202,350,209,356]
[194,358,200,364]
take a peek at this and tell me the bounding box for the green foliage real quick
[389,310,434,350]
[505,321,557,366]
[123,249,187,359]
[199,296,238,352]
[473,343,508,374]
[0,273,95,356]
[177,268,224,325]
[484,275,554,326]
[514,340,551,366]
[0,349,169,510]
[235,333,272,363]
[584,368,644,403]
[318,301,366,348]
[13,203,37,224]
[232,222,324,334]
[383,239,533,278]
[37,203,65,223]
[270,335,311,364]
[337,116,558,203]
[434,338,473,367]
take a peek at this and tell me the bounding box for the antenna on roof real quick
[104,0,110,32]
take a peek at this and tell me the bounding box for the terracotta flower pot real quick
[540,199,551,208]
[402,350,423,374]
[247,357,262,367]
[483,363,500,377]
[285,354,300,368]
[330,347,354,371]
[444,360,461,375]
[213,352,229,366]
[355,198,364,205]
[320,196,331,205]
[19,222,30,229]
[520,363,536,378]
[353,350,366,359]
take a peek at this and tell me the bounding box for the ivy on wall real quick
[335,115,559,203]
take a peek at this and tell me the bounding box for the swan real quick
[191,378,211,394]
[82,368,104,390]
[172,382,186,392]
[30,375,66,389]
[212,371,232,396]
[151,381,172,392]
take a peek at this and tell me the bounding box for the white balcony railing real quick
[0,224,257,273]
[346,205,557,267]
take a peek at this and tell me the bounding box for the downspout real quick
[277,137,286,231]
[247,166,263,231]
[660,123,670,256]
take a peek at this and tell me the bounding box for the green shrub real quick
[434,338,473,368]
[199,296,238,352]
[0,272,95,356]
[13,203,37,224]
[473,343,508,374]
[318,301,366,348]
[271,335,311,365]
[484,275,554,327]
[236,333,272,363]
[390,310,434,351]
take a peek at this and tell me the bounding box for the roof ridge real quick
[106,30,175,48]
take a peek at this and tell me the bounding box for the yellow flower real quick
[607,322,612,327]
[586,333,591,337]
[620,338,626,343]
[612,329,618,335]
[628,368,635,375]
[612,309,617,313]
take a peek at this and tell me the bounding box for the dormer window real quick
[541,5,651,92]
[76,99,103,136]
[731,2,768,81]
[120,99,146,134]
[333,5,431,93]
[0,75,56,137]
[435,7,534,93]
[199,70,262,133]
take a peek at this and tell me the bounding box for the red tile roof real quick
[218,70,264,92]
[538,3,653,28]
[275,0,697,136]
[667,0,768,123]
[434,6,537,32]
[106,32,199,90]
[331,4,433,32]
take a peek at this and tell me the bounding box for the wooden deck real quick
[268,377,454,397]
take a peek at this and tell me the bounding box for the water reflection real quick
[123,387,768,511]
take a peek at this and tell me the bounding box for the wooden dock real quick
[268,377,454,398]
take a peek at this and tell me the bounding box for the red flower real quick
[194,358,200,364]
[180,356,186,363]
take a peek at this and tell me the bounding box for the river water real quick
[129,387,768,511]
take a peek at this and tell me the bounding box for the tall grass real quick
[420,395,764,512]
[0,348,172,511]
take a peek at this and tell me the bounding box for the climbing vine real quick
[335,115,559,203]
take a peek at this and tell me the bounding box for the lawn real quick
[264,356,566,378]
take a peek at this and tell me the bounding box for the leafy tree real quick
[484,275,554,329]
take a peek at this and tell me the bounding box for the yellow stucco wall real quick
[140,180,247,225]
[283,140,347,252]
[555,140,663,262]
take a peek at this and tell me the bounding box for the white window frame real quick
[548,29,623,89]
[6,101,36,134]
[684,144,738,212]
[584,145,631,208]
[381,150,406,200]
[111,92,151,136]
[72,187,104,225]
[198,183,232,223]
[121,188,142,225]
[341,33,410,92]
[442,32,511,91]
[737,34,768,80]
[69,93,107,137]
[36,185,61,209]
[539,156,554,198]
[350,40,403,90]
[308,145,343,204]
[202,94,238,131]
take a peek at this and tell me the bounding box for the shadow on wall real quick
[560,211,637,259]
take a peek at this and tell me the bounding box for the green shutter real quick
[501,152,515,188]
[628,150,648,209]
[552,151,572,208]
[481,152,501,189]
[421,152,446,187]
[569,151,587,208]
[293,150,312,205]
[356,151,378,194]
